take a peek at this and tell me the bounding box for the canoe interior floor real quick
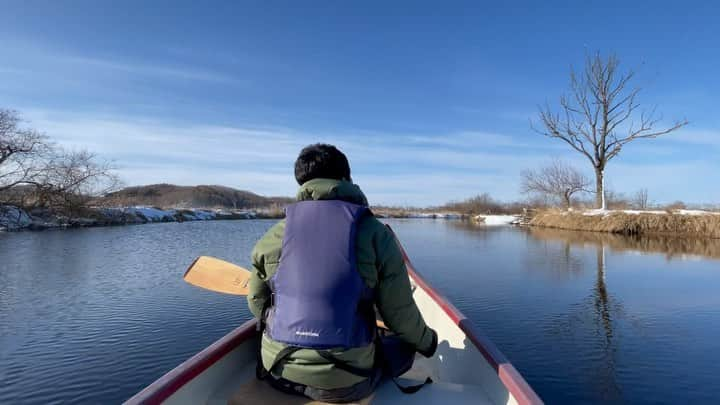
[209,358,494,405]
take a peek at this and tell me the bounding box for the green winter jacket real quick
[247,178,436,390]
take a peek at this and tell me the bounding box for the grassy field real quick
[529,209,720,239]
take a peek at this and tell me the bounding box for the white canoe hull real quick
[126,230,542,404]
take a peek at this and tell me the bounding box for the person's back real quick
[248,144,437,403]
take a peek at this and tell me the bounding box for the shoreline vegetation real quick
[0,204,478,232]
[530,209,720,239]
[0,203,523,232]
[0,204,281,231]
[2,175,718,237]
[1,184,525,232]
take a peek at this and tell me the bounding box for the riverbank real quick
[0,205,279,232]
[1,205,478,232]
[530,209,720,238]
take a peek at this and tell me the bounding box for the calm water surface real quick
[1,219,719,404]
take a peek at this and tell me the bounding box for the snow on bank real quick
[185,209,216,220]
[126,207,178,221]
[406,212,463,219]
[582,209,720,217]
[1,204,263,231]
[676,209,720,216]
[0,206,32,231]
[109,207,257,222]
[474,214,520,225]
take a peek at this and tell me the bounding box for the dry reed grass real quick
[528,226,720,260]
[530,209,720,239]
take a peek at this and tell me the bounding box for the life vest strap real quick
[263,345,375,379]
[316,351,376,378]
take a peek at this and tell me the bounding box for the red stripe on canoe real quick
[124,320,257,404]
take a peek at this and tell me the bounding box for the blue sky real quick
[1,1,718,206]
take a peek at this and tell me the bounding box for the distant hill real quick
[99,184,293,209]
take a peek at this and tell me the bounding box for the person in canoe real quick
[247,143,438,403]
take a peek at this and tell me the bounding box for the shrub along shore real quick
[0,204,472,232]
[530,209,720,239]
[0,205,277,232]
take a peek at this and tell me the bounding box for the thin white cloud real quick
[663,128,720,148]
[15,107,720,206]
[1,37,245,85]
[62,55,246,85]
[403,131,560,150]
[607,160,720,204]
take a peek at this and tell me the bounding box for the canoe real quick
[125,233,542,405]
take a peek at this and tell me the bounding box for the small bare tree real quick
[0,109,50,197]
[534,52,688,209]
[521,160,590,208]
[35,149,121,215]
[632,188,649,210]
[443,193,505,214]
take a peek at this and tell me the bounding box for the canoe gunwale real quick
[124,320,257,404]
[391,226,543,405]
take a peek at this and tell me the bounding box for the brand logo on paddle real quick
[233,277,249,288]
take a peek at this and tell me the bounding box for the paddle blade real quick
[183,256,252,295]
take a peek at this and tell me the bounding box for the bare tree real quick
[2,108,121,215]
[632,188,649,210]
[534,53,688,209]
[35,149,121,214]
[0,109,50,196]
[521,160,590,208]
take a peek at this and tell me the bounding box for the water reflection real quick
[523,227,637,401]
[447,219,508,239]
[3,220,718,404]
[532,237,624,401]
[592,244,623,401]
[392,221,720,403]
[527,226,720,261]
[524,234,585,278]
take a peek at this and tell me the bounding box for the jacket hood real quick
[296,178,368,206]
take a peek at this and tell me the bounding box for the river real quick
[1,219,719,404]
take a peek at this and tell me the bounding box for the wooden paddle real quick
[183,255,388,329]
[183,256,253,295]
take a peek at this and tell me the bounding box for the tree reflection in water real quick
[443,222,720,401]
[521,226,720,401]
[592,243,623,400]
[526,228,633,401]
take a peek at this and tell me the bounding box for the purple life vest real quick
[266,200,375,349]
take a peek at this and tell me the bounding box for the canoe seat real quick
[226,378,492,404]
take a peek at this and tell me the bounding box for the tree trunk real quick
[563,190,571,209]
[594,168,606,209]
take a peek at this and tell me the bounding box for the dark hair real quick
[294,143,351,185]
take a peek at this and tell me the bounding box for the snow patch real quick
[183,209,216,221]
[404,212,463,219]
[676,209,720,216]
[125,207,177,222]
[0,206,32,230]
[474,214,520,225]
